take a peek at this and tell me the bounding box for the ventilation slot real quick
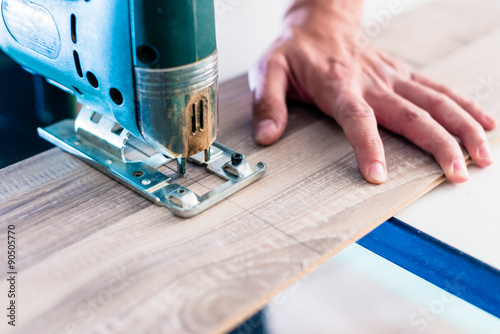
[86,71,99,88]
[199,100,205,131]
[71,14,77,43]
[73,51,83,78]
[190,99,207,134]
[110,88,123,105]
[191,104,197,134]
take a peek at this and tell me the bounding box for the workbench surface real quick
[2,1,500,333]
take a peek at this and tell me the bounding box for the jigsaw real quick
[0,0,266,217]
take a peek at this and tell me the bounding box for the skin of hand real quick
[249,0,497,184]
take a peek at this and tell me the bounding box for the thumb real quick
[249,55,289,146]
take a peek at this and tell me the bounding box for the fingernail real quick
[452,159,469,180]
[368,162,387,184]
[255,119,277,143]
[478,143,492,161]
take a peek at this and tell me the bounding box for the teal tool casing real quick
[131,0,217,69]
[131,0,219,159]
[0,0,267,217]
[0,0,219,160]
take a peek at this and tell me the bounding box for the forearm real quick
[285,0,363,27]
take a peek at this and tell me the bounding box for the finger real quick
[249,54,289,146]
[394,79,493,167]
[412,72,497,130]
[321,91,387,184]
[367,92,469,183]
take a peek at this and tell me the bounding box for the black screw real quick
[231,153,243,166]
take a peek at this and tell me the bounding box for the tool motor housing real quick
[0,0,218,159]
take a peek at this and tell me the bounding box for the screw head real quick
[231,153,243,166]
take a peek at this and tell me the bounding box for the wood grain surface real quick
[2,1,500,333]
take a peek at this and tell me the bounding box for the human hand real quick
[249,0,497,184]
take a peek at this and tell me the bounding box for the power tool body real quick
[0,0,266,217]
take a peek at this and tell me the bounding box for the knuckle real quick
[442,110,465,131]
[467,119,485,133]
[359,136,384,151]
[326,59,350,81]
[461,98,480,112]
[449,111,482,134]
[266,56,286,70]
[435,83,447,92]
[339,102,374,122]
[255,51,286,74]
[427,94,448,110]
[463,121,486,139]
[419,138,437,153]
[460,99,484,115]
[403,108,428,123]
[434,134,459,153]
[428,80,448,93]
[421,132,457,155]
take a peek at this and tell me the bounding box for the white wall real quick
[215,0,434,82]
[215,0,289,82]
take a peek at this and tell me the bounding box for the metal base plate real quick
[38,119,266,218]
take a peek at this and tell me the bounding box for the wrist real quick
[285,0,363,29]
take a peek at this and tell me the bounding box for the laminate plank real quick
[13,205,320,334]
